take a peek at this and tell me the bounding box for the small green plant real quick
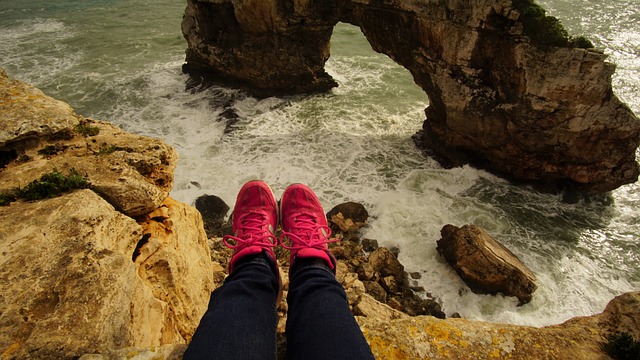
[512,0,594,49]
[603,332,640,360]
[37,144,67,157]
[49,128,75,141]
[75,121,100,137]
[570,35,594,49]
[0,192,18,206]
[19,168,90,201]
[513,0,569,48]
[0,168,91,205]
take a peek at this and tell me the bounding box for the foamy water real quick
[1,0,638,327]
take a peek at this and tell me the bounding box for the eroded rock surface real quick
[182,0,640,193]
[437,224,537,304]
[0,68,214,359]
[0,69,177,217]
[359,291,640,359]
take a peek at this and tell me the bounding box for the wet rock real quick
[357,263,375,281]
[361,238,379,252]
[381,276,399,294]
[326,202,369,233]
[363,281,388,303]
[437,224,538,305]
[368,247,404,283]
[329,240,361,260]
[194,194,230,237]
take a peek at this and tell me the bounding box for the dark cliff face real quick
[181,0,640,193]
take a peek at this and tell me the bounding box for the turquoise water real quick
[1,0,638,327]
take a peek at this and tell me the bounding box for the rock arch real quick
[181,0,640,193]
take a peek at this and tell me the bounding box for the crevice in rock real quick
[132,233,151,262]
[0,149,18,168]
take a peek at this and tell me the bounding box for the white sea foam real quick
[0,18,81,85]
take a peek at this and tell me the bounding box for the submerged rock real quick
[437,224,538,305]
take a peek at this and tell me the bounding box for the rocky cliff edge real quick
[1,68,638,359]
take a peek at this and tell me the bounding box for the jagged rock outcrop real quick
[182,0,640,193]
[0,68,215,359]
[0,68,176,217]
[437,224,537,305]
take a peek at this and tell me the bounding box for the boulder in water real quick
[437,224,537,305]
[327,201,369,233]
[194,194,230,237]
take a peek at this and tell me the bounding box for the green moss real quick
[75,121,100,137]
[20,168,90,201]
[512,0,593,49]
[603,332,640,360]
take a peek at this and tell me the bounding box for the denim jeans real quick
[183,252,374,360]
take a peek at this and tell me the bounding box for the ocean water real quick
[1,0,638,327]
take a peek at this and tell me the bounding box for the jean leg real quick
[183,252,279,360]
[286,261,374,360]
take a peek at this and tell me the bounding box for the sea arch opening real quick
[325,22,429,137]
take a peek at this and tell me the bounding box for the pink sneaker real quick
[223,181,278,273]
[279,183,338,270]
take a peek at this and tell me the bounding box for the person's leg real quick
[183,253,279,360]
[280,184,374,360]
[184,181,281,360]
[286,260,374,360]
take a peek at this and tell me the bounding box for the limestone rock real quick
[357,292,640,359]
[0,190,143,359]
[437,224,537,305]
[182,0,640,192]
[79,344,187,360]
[0,70,177,217]
[0,70,214,359]
[136,197,216,343]
[181,0,337,96]
[327,202,369,233]
[0,191,214,359]
[0,68,80,147]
